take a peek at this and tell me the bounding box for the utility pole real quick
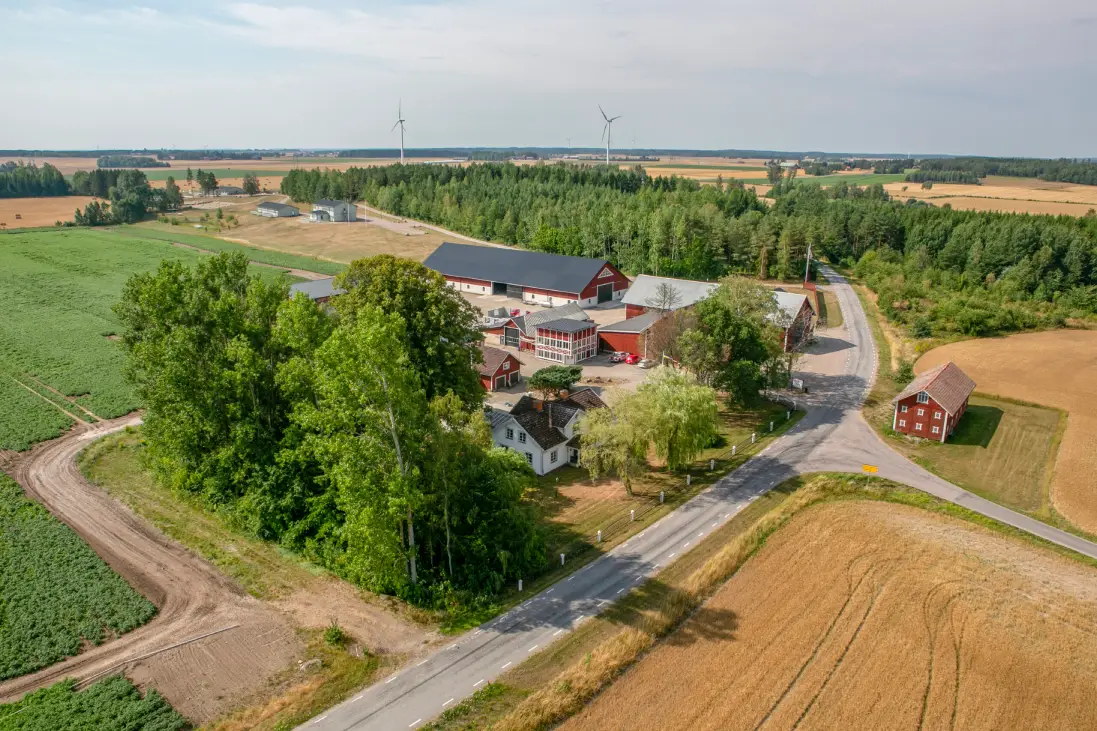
[804,240,813,285]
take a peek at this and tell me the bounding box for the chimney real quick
[533,400,543,412]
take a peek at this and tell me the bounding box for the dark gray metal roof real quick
[536,317,595,334]
[423,242,612,295]
[257,202,299,213]
[289,277,345,301]
[598,311,660,333]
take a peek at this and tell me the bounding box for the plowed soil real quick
[917,331,1097,534]
[561,500,1097,731]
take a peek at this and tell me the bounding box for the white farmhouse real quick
[310,199,357,222]
[487,389,606,475]
[255,201,300,218]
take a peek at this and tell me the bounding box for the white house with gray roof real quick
[310,199,357,222]
[486,389,607,475]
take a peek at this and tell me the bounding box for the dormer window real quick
[916,392,930,404]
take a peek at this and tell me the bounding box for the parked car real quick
[609,351,630,363]
[638,358,655,369]
[510,308,522,316]
[625,353,642,365]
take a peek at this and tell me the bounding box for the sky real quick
[3,0,1095,157]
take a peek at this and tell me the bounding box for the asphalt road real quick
[303,264,1097,731]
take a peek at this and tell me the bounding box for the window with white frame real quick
[915,423,923,431]
[932,426,940,434]
[550,449,558,464]
[917,408,925,416]
[505,428,514,440]
[524,452,532,464]
[898,419,906,427]
[917,392,930,404]
[518,432,526,444]
[598,267,614,278]
[502,361,510,371]
[934,411,942,419]
[900,405,908,413]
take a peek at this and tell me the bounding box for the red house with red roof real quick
[891,362,976,442]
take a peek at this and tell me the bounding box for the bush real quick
[323,621,347,647]
[895,359,915,384]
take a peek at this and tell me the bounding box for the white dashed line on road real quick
[668,552,676,558]
[554,629,565,636]
[528,644,539,652]
[546,588,554,594]
[409,719,422,728]
[616,588,624,594]
[448,644,457,650]
[417,659,428,666]
[501,661,512,669]
[313,716,328,724]
[473,679,485,688]
[385,675,397,684]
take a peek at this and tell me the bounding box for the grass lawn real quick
[0,227,303,451]
[817,289,843,328]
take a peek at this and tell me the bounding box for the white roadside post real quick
[710,458,715,470]
[770,421,774,432]
[686,474,691,486]
[659,491,665,504]
[732,445,737,457]
[518,579,523,592]
[560,553,565,566]
[630,509,635,522]
[597,530,602,543]
[751,432,756,444]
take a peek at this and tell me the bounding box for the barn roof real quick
[892,362,976,416]
[423,241,612,295]
[289,277,345,301]
[599,311,660,334]
[478,345,517,377]
[257,202,298,214]
[314,199,345,208]
[768,290,812,325]
[620,275,717,310]
[537,317,595,334]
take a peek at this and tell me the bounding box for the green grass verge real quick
[0,676,185,731]
[0,474,156,681]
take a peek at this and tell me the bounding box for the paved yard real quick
[461,292,630,328]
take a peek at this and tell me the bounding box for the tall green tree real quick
[242,172,260,196]
[577,394,650,496]
[636,367,718,469]
[334,256,483,406]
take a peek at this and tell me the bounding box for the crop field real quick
[0,197,97,229]
[0,676,184,730]
[140,167,291,182]
[918,330,1097,536]
[0,227,312,450]
[561,499,1097,731]
[884,176,1097,217]
[0,474,156,680]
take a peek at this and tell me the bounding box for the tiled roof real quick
[560,388,607,410]
[478,345,516,377]
[892,361,976,415]
[506,388,606,450]
[513,411,569,450]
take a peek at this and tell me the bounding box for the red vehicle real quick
[609,351,629,363]
[625,353,642,365]
[510,308,521,317]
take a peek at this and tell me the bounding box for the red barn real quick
[479,345,522,392]
[891,362,976,442]
[424,242,630,307]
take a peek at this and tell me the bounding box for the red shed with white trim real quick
[891,362,976,442]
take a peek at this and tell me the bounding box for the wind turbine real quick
[392,101,407,164]
[599,105,621,165]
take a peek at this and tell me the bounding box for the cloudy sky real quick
[3,0,1095,156]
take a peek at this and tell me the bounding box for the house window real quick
[900,405,908,413]
[505,428,514,440]
[898,419,906,427]
[917,392,930,404]
[550,449,558,464]
[917,408,925,416]
[502,362,510,371]
[524,452,532,464]
[932,426,940,434]
[934,411,942,420]
[915,423,923,431]
[518,432,527,444]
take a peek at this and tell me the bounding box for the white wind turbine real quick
[599,105,621,165]
[392,101,407,163]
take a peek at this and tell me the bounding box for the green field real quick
[142,167,290,181]
[0,676,184,731]
[0,474,156,680]
[646,163,768,171]
[0,227,320,450]
[721,173,908,187]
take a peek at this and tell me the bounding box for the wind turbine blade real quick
[599,104,609,122]
[602,122,608,142]
[611,115,622,122]
[392,121,400,131]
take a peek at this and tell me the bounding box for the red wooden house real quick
[479,346,522,392]
[891,362,976,442]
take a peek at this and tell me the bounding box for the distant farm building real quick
[310,199,357,223]
[255,202,299,218]
[770,290,815,352]
[212,185,246,196]
[484,303,599,364]
[289,277,344,304]
[479,345,521,392]
[620,274,717,318]
[487,389,607,475]
[892,362,976,442]
[423,242,629,307]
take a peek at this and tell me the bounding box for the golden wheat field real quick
[917,331,1097,534]
[0,196,97,228]
[561,500,1097,731]
[886,175,1097,217]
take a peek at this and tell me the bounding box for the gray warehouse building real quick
[255,202,300,218]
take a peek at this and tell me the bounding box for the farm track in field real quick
[0,416,301,723]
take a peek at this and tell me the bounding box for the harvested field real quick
[0,196,97,228]
[918,331,1097,535]
[885,175,1097,217]
[903,196,1097,217]
[562,499,1097,731]
[0,157,100,176]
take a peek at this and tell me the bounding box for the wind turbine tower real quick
[392,101,407,163]
[599,105,621,165]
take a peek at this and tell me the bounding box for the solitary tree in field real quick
[242,172,260,196]
[186,167,193,184]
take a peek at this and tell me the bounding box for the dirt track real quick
[0,416,301,722]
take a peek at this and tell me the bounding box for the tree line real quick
[98,155,168,168]
[0,162,68,198]
[914,156,1097,186]
[69,170,182,225]
[115,254,545,604]
[904,170,982,185]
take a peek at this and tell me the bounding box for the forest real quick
[0,162,68,198]
[97,155,168,168]
[914,156,1097,185]
[280,161,1097,338]
[904,170,982,185]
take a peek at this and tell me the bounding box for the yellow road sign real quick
[862,464,878,473]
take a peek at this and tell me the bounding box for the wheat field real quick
[561,500,1097,731]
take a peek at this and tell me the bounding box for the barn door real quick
[597,283,613,303]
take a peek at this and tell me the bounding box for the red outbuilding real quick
[891,362,976,442]
[479,345,522,392]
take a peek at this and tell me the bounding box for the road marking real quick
[409,719,422,728]
[683,542,689,548]
[442,698,455,708]
[448,644,457,650]
[567,576,574,581]
[553,629,565,636]
[501,661,512,669]
[546,588,554,594]
[712,522,718,527]
[417,659,428,666]
[616,588,624,594]
[385,675,397,684]
[314,716,328,724]
[529,644,539,652]
[473,679,486,688]
[668,552,676,558]
[698,531,704,536]
[473,630,483,636]
[598,599,608,606]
